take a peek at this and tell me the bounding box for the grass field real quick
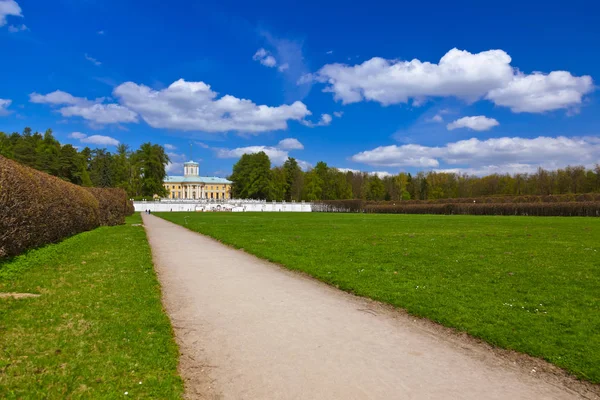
[0,214,183,399]
[157,212,600,383]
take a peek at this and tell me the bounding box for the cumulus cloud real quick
[164,144,176,150]
[310,48,594,113]
[216,145,291,164]
[0,0,22,27]
[215,136,308,167]
[0,98,12,116]
[85,53,102,66]
[166,152,187,174]
[114,79,311,133]
[30,90,138,124]
[333,111,343,118]
[351,136,600,174]
[253,48,278,68]
[486,71,593,113]
[69,132,119,146]
[301,113,332,127]
[8,23,26,32]
[447,116,499,131]
[278,138,304,150]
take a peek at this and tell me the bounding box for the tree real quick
[283,157,302,201]
[136,143,169,197]
[229,152,272,199]
[366,176,386,200]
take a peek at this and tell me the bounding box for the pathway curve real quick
[142,214,593,400]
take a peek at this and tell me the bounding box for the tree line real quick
[3,128,600,201]
[0,128,169,198]
[230,152,600,201]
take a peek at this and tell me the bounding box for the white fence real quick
[134,199,312,213]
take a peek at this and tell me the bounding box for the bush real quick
[364,202,600,217]
[0,156,132,258]
[84,187,131,225]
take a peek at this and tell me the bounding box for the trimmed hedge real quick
[314,198,600,217]
[364,202,600,217]
[0,156,131,258]
[84,187,132,226]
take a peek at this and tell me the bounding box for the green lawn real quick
[0,214,183,399]
[157,212,600,383]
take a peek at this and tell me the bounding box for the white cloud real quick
[326,50,333,55]
[166,152,187,174]
[371,171,392,178]
[253,48,278,68]
[429,114,444,123]
[60,103,137,124]
[114,79,311,133]
[164,144,176,150]
[337,167,360,174]
[311,48,594,113]
[216,145,291,165]
[278,63,289,72]
[333,111,344,118]
[68,132,87,139]
[301,113,332,127]
[216,136,307,166]
[195,141,210,149]
[297,159,312,170]
[0,0,22,27]
[30,90,138,125]
[486,71,593,113]
[0,98,12,116]
[447,116,499,131]
[278,138,304,150]
[85,53,102,66]
[352,136,600,174]
[8,23,26,32]
[69,132,119,147]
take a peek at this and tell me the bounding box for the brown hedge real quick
[84,187,131,226]
[365,202,600,217]
[0,156,131,258]
[314,199,600,216]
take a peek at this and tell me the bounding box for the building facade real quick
[163,160,232,200]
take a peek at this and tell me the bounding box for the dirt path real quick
[142,214,595,400]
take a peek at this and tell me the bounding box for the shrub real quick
[0,156,133,258]
[364,202,600,217]
[0,156,100,258]
[84,187,131,225]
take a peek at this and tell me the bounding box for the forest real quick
[0,128,169,198]
[230,152,600,201]
[2,128,600,202]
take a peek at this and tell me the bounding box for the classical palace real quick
[163,160,232,200]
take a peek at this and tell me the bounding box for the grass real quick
[156,212,600,383]
[0,214,183,399]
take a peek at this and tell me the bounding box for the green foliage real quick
[230,152,272,199]
[158,212,600,383]
[0,128,169,198]
[0,214,184,398]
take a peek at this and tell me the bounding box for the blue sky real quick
[1,0,599,177]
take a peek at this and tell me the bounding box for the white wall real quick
[134,200,312,213]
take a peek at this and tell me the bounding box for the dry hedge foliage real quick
[84,187,132,226]
[315,198,600,217]
[0,156,132,258]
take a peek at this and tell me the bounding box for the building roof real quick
[165,176,232,184]
[183,160,199,166]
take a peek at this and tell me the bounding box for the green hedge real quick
[0,156,131,258]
